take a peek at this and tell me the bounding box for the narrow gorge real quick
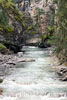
[0,0,67,100]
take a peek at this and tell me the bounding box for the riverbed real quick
[0,46,67,100]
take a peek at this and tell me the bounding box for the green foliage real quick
[11,0,16,3]
[0,43,7,54]
[54,0,67,59]
[51,14,55,27]
[27,26,33,30]
[32,31,37,35]
[0,0,35,43]
[23,21,28,28]
[47,26,55,35]
[35,8,45,15]
[0,0,15,34]
[42,35,47,41]
[47,0,67,61]
[0,24,14,33]
[6,26,14,32]
[0,9,8,25]
[0,43,6,49]
[53,0,58,4]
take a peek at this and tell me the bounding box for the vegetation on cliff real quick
[0,0,36,53]
[0,0,67,61]
[52,0,67,62]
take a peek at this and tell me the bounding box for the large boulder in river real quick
[38,42,51,48]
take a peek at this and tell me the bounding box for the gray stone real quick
[61,75,67,81]
[17,52,23,57]
[0,78,3,83]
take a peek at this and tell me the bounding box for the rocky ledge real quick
[0,52,35,76]
[51,56,67,82]
[57,66,67,81]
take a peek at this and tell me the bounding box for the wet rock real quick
[38,42,51,48]
[57,67,67,76]
[0,88,3,95]
[0,78,3,83]
[18,58,35,63]
[17,52,23,57]
[57,71,63,76]
[3,42,22,53]
[60,75,67,81]
[60,68,67,73]
[38,42,45,48]
[7,62,16,65]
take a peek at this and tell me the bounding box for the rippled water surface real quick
[0,46,67,100]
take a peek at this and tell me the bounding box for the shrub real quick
[0,43,7,54]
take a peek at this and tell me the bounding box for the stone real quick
[61,75,67,81]
[57,71,63,76]
[57,67,67,76]
[18,58,35,63]
[17,52,23,57]
[60,68,67,73]
[7,62,16,65]
[0,78,3,83]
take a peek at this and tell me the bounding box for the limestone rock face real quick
[29,0,55,34]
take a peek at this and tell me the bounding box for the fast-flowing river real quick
[0,46,67,100]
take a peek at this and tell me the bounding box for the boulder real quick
[3,41,22,53]
[38,42,45,48]
[60,75,67,81]
[60,68,67,73]
[0,78,3,83]
[57,71,63,76]
[57,68,67,76]
[17,52,23,57]
[38,42,51,48]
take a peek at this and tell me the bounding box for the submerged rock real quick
[18,58,35,63]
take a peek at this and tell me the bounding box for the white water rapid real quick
[0,46,67,100]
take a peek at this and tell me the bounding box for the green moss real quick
[28,26,33,30]
[0,24,14,33]
[0,43,6,49]
[32,31,37,34]
[42,35,47,41]
[0,43,7,54]
[6,26,14,32]
[47,26,55,34]
[23,21,28,28]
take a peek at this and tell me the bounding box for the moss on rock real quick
[0,43,7,54]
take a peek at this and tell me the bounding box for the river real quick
[0,46,67,100]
